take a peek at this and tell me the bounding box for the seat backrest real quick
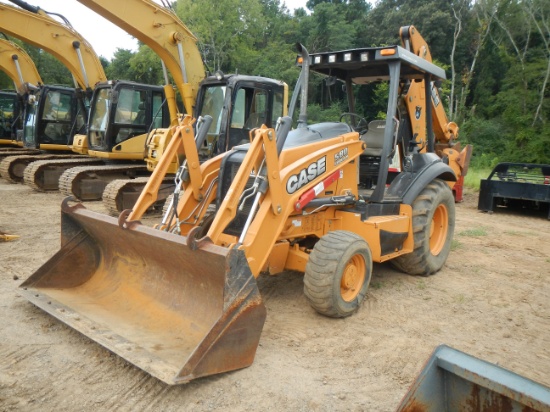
[134,102,146,125]
[361,120,385,157]
[244,112,265,129]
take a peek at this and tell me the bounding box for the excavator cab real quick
[22,85,88,150]
[0,90,19,144]
[194,74,287,157]
[83,80,170,159]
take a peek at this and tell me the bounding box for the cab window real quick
[114,89,146,125]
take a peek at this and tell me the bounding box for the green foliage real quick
[458,227,488,237]
[463,166,492,190]
[176,0,264,72]
[306,101,345,124]
[20,45,72,86]
[88,0,548,165]
[128,46,164,85]
[305,2,356,52]
[0,71,12,90]
[105,49,137,81]
[460,116,505,167]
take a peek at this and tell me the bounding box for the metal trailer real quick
[478,162,550,219]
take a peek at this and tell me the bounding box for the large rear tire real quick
[391,179,455,275]
[304,231,372,318]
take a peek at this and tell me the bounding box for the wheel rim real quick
[340,254,366,302]
[429,203,448,255]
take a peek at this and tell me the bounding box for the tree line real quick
[1,0,548,166]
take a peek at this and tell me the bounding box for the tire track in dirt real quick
[2,181,550,411]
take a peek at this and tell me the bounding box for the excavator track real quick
[0,148,41,160]
[23,157,105,191]
[59,164,150,201]
[103,176,176,216]
[0,154,81,183]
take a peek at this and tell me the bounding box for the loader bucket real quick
[19,199,266,385]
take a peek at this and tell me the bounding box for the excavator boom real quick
[0,2,107,90]
[0,39,42,146]
[0,38,42,90]
[76,0,205,114]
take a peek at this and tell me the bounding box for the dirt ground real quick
[0,177,549,412]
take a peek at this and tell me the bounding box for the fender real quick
[387,153,456,205]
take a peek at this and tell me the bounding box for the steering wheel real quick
[340,113,368,134]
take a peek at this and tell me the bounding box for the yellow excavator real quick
[58,0,288,215]
[21,26,460,384]
[0,1,109,186]
[0,37,42,151]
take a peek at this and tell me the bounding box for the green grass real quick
[458,227,488,237]
[504,230,538,237]
[451,239,463,250]
[454,294,467,304]
[464,167,492,191]
[371,281,383,290]
[416,279,427,290]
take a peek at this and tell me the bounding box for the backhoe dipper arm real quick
[399,25,458,144]
[399,25,472,199]
[0,38,42,90]
[0,2,107,91]
[76,0,205,115]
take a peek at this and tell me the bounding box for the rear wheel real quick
[304,231,372,318]
[391,179,455,275]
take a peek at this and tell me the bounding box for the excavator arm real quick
[0,1,107,91]
[76,0,205,115]
[0,38,42,91]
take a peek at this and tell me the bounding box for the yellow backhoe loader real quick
[0,1,108,185]
[20,27,459,384]
[0,37,42,151]
[64,0,288,214]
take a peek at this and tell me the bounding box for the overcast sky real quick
[1,0,310,59]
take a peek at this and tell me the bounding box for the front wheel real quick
[304,231,372,318]
[391,179,455,275]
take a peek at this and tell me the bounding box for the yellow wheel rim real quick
[340,254,366,302]
[429,203,448,255]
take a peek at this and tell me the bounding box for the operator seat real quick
[359,120,386,189]
[134,102,146,125]
[361,120,385,156]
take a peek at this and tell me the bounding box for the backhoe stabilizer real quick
[19,199,266,385]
